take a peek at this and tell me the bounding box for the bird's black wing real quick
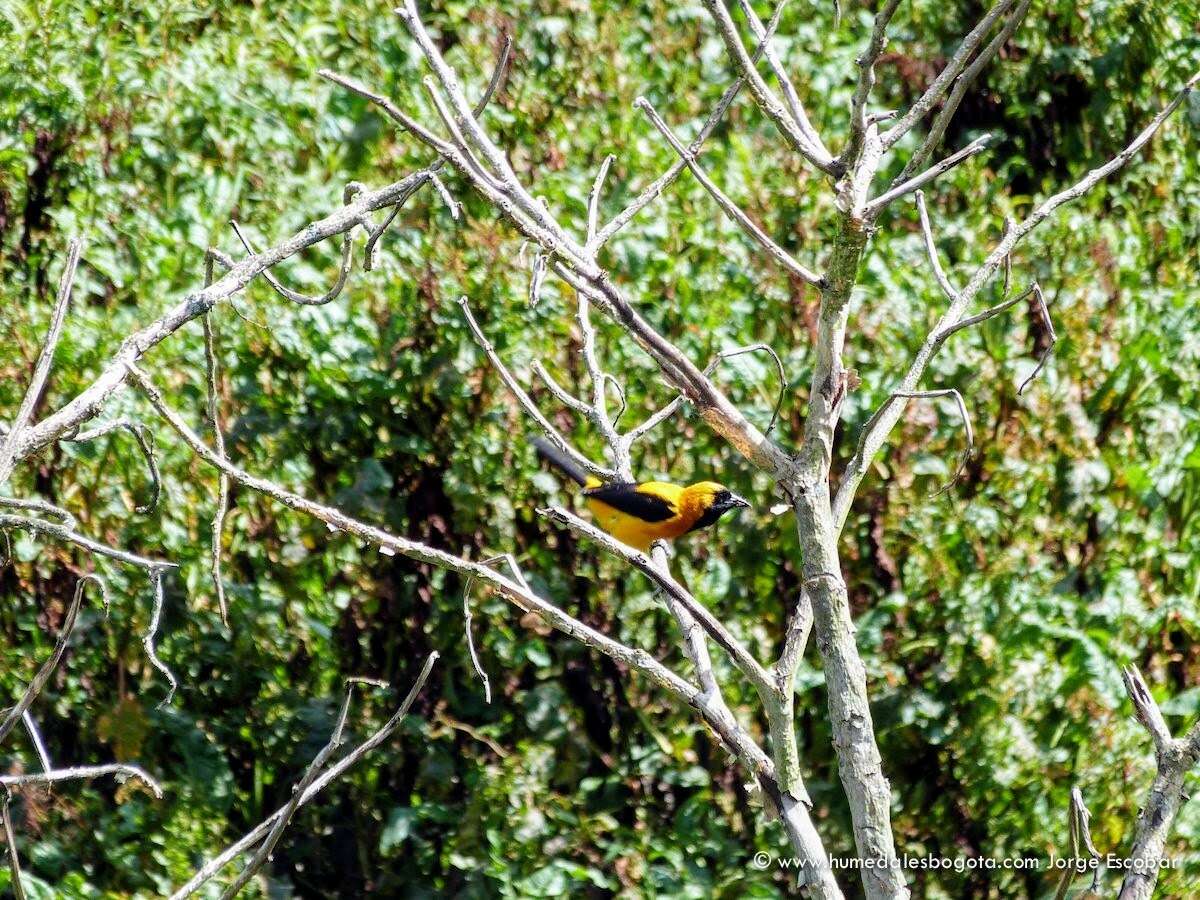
[583,483,677,522]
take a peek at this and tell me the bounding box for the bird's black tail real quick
[533,436,589,487]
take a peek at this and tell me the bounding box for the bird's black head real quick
[687,483,751,533]
[712,488,751,514]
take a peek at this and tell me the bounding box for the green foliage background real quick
[1,0,1199,896]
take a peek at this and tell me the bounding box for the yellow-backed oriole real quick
[533,437,750,552]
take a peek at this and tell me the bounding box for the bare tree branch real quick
[832,74,1197,534]
[462,554,531,704]
[202,308,231,627]
[0,239,82,486]
[843,0,903,166]
[531,361,592,416]
[585,153,615,248]
[623,393,687,447]
[698,0,838,175]
[703,343,788,437]
[621,339,789,449]
[11,172,439,466]
[170,653,438,899]
[1,764,162,799]
[1017,283,1057,395]
[144,570,177,707]
[940,281,1038,337]
[894,389,975,493]
[894,0,1031,181]
[1117,665,1200,900]
[0,497,74,529]
[21,714,52,773]
[0,514,173,572]
[1053,786,1101,900]
[593,0,791,249]
[358,38,509,267]
[915,190,961,300]
[329,21,796,479]
[539,506,775,698]
[229,210,354,307]
[1123,665,1172,753]
[732,0,817,146]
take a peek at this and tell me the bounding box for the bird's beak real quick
[726,492,751,511]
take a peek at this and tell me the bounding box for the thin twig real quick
[170,653,438,900]
[574,274,628,475]
[2,790,27,900]
[1053,786,1102,899]
[585,154,615,248]
[350,36,510,268]
[462,554,529,703]
[895,0,1031,180]
[0,497,75,530]
[593,0,791,248]
[733,0,814,144]
[457,296,614,479]
[865,135,992,217]
[202,309,231,627]
[704,344,788,437]
[1017,283,1057,394]
[842,0,903,165]
[941,282,1038,337]
[853,389,974,496]
[623,394,687,447]
[230,218,353,307]
[698,0,837,174]
[636,97,824,286]
[531,362,591,416]
[144,570,178,707]
[915,191,960,300]
[21,713,52,773]
[397,1,594,272]
[66,419,161,514]
[0,574,106,745]
[881,0,1019,149]
[218,685,360,900]
[419,76,509,194]
[623,342,788,449]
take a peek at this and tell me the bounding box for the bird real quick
[532,437,751,552]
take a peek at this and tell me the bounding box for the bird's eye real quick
[716,490,731,502]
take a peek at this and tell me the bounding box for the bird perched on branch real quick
[533,437,751,552]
